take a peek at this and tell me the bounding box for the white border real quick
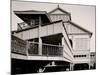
[0,0,98,75]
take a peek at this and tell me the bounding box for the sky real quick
[11,0,96,52]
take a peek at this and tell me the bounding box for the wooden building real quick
[11,6,92,74]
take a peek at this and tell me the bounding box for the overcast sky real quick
[11,0,96,52]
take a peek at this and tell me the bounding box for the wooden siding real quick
[62,24,74,62]
[50,14,70,22]
[73,38,90,51]
[11,35,27,55]
[64,22,88,34]
[62,38,73,62]
[14,22,63,40]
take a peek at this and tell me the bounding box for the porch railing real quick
[28,42,63,56]
[42,43,63,56]
[11,35,63,56]
[11,35,27,55]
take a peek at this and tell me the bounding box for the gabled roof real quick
[48,5,71,15]
[66,21,92,35]
[48,5,71,20]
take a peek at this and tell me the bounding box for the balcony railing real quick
[28,42,39,55]
[28,42,63,56]
[42,43,63,56]
[11,35,27,55]
[11,35,63,56]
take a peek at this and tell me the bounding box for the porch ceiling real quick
[42,34,63,45]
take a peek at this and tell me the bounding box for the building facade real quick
[11,6,93,74]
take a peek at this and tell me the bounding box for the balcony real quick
[11,35,63,57]
[11,35,27,55]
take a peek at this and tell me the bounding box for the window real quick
[30,18,39,26]
[35,18,39,25]
[69,39,73,47]
[30,19,35,26]
[74,55,87,58]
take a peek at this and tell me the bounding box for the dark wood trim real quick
[68,33,92,38]
[68,33,92,35]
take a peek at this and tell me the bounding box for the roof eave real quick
[14,10,52,23]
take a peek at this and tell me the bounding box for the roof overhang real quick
[14,11,46,14]
[14,10,52,23]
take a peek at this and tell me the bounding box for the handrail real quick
[29,41,63,47]
[11,35,63,56]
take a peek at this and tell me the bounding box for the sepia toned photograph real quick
[11,0,96,74]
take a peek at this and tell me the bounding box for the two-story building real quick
[11,6,92,74]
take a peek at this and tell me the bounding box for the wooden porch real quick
[11,35,72,62]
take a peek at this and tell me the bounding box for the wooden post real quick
[26,41,29,56]
[70,63,73,71]
[89,51,91,70]
[89,39,91,70]
[38,16,42,55]
[51,61,55,66]
[39,38,42,55]
[61,37,64,56]
[61,37,64,46]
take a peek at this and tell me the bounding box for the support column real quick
[61,37,64,56]
[70,63,74,71]
[38,16,42,55]
[89,57,91,70]
[26,41,29,56]
[39,38,42,55]
[51,61,55,66]
[61,37,64,46]
[89,62,91,70]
